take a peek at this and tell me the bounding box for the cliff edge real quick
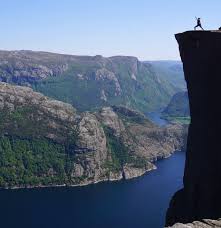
[166,31,221,225]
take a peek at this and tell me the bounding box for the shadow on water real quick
[0,151,185,228]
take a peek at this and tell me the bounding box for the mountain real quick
[0,82,187,188]
[166,31,221,226]
[146,61,186,90]
[0,50,180,113]
[162,91,190,118]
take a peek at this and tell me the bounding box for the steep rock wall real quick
[166,31,221,225]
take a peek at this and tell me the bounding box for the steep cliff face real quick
[166,31,221,225]
[0,50,179,112]
[0,82,110,187]
[98,106,186,161]
[163,91,189,117]
[0,82,187,188]
[0,82,78,143]
[146,61,186,90]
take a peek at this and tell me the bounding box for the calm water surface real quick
[146,112,168,126]
[0,152,185,228]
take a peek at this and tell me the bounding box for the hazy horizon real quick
[1,0,220,60]
[0,49,183,61]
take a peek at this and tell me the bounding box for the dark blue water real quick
[146,112,168,126]
[0,152,185,228]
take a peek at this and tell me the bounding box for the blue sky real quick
[0,0,220,60]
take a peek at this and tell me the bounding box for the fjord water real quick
[0,114,185,228]
[146,111,168,126]
[0,152,185,228]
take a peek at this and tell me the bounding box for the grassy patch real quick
[103,126,148,172]
[165,116,191,124]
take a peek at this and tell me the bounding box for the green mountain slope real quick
[163,91,189,117]
[0,82,187,188]
[0,50,179,113]
[146,61,186,90]
[162,91,190,124]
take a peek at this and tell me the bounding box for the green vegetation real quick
[165,116,191,125]
[0,103,82,188]
[117,113,147,125]
[111,106,152,125]
[0,136,91,187]
[104,127,129,171]
[103,126,148,172]
[147,61,186,90]
[162,91,189,117]
[0,106,47,138]
[162,91,190,124]
[32,60,178,113]
[32,65,120,112]
[0,52,185,114]
[0,136,80,188]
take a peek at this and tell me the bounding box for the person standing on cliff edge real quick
[194,17,204,30]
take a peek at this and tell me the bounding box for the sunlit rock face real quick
[0,82,187,188]
[166,31,221,226]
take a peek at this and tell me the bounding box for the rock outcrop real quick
[166,31,221,226]
[0,82,110,186]
[0,82,77,142]
[0,50,179,112]
[163,91,190,118]
[97,106,187,176]
[0,50,69,83]
[146,61,186,90]
[0,82,187,188]
[167,218,221,228]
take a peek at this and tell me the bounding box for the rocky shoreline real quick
[0,83,187,189]
[1,163,158,190]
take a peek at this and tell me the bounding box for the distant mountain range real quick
[0,50,185,113]
[0,50,189,188]
[145,60,186,91]
[163,91,189,117]
[162,91,190,124]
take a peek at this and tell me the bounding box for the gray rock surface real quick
[100,106,187,161]
[167,219,221,228]
[166,31,221,226]
[0,82,187,187]
[98,107,125,136]
[0,50,179,113]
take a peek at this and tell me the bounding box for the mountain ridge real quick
[0,82,187,188]
[0,50,182,113]
[163,91,189,117]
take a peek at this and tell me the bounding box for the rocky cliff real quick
[0,50,180,112]
[146,61,186,90]
[167,218,221,228]
[166,31,221,226]
[0,82,110,187]
[163,91,189,118]
[0,82,187,188]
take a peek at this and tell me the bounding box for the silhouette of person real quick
[194,18,204,30]
[219,27,221,30]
